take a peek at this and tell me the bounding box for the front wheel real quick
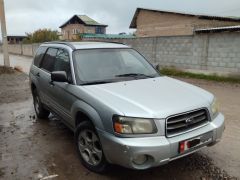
[75,121,109,173]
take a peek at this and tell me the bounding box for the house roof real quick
[59,15,108,28]
[195,25,240,33]
[130,8,240,28]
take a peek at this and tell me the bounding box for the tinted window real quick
[53,49,70,72]
[40,48,58,72]
[53,49,72,81]
[34,46,47,67]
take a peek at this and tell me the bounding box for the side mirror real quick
[51,71,68,83]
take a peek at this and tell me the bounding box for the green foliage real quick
[160,67,240,84]
[23,29,59,44]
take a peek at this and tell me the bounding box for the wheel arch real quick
[72,101,105,131]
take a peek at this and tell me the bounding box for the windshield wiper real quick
[115,73,155,78]
[81,80,112,85]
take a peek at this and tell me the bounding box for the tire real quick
[32,89,50,119]
[75,121,108,173]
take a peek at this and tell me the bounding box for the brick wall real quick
[61,24,106,40]
[61,24,84,40]
[135,10,240,37]
[1,32,240,75]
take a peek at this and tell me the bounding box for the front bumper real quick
[98,113,225,169]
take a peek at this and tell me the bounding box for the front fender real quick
[71,100,105,131]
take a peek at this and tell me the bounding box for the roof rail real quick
[103,41,126,45]
[43,41,76,50]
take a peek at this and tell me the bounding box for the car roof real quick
[43,41,130,50]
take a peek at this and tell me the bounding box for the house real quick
[59,15,108,40]
[130,8,240,37]
[7,35,27,44]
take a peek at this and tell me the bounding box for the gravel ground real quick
[0,71,239,180]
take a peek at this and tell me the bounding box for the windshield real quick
[73,48,160,85]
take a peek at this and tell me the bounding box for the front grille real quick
[166,109,210,137]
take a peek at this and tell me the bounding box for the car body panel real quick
[98,113,224,169]
[29,42,225,170]
[82,76,214,119]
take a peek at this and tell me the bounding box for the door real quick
[38,47,58,108]
[48,48,75,127]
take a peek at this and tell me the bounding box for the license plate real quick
[179,132,212,154]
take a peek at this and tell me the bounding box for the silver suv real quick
[29,41,225,173]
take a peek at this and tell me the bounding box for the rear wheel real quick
[75,121,108,173]
[33,89,50,119]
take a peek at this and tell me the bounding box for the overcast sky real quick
[2,0,240,35]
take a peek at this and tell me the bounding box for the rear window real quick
[34,46,48,67]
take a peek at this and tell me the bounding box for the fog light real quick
[132,155,147,165]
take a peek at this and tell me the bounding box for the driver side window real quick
[53,49,72,83]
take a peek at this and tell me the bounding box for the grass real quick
[159,67,240,84]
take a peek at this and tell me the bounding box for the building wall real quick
[61,24,106,40]
[135,10,240,37]
[2,32,240,75]
[61,24,85,40]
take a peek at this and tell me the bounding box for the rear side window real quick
[40,48,58,72]
[34,46,47,67]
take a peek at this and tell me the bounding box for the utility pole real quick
[0,0,9,67]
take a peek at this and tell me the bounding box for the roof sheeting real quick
[77,15,105,26]
[130,8,240,28]
[195,25,240,33]
[59,15,108,28]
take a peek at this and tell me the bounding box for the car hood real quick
[83,76,214,118]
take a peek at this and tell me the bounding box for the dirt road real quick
[0,71,239,180]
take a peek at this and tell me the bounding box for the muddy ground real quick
[0,71,239,180]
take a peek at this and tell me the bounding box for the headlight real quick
[113,116,157,134]
[211,98,219,118]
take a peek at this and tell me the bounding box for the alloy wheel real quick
[78,129,103,166]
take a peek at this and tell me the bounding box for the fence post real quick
[201,34,209,70]
[20,43,23,55]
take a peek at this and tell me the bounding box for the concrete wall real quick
[1,32,240,75]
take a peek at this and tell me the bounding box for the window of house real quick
[95,27,104,34]
[72,29,80,34]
